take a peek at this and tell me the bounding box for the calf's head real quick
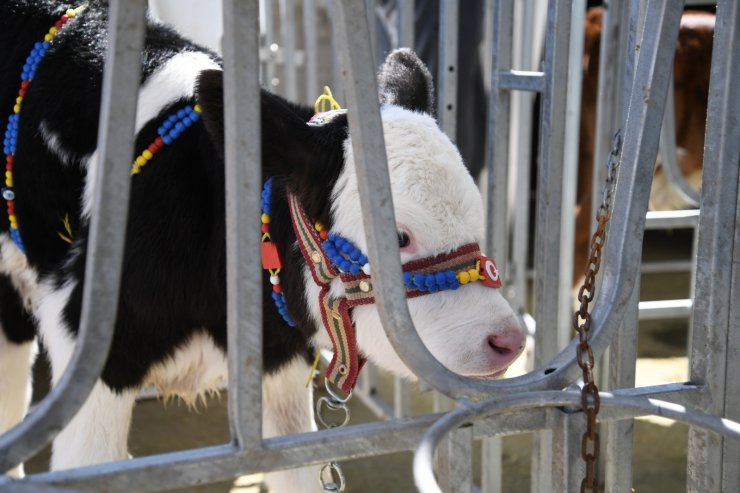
[197,49,524,382]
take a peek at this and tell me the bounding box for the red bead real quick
[147,143,159,154]
[61,14,69,23]
[319,230,328,240]
[20,81,29,89]
[55,20,64,29]
[6,164,12,172]
[272,284,282,293]
[154,137,164,148]
[261,224,269,233]
[7,204,14,215]
[18,87,27,98]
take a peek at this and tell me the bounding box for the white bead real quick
[270,275,280,285]
[362,263,371,275]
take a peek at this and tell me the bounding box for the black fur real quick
[0,1,351,391]
[378,48,435,114]
[0,275,35,344]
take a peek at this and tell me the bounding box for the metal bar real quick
[279,0,297,101]
[638,299,693,320]
[485,0,513,287]
[603,280,639,493]
[688,0,740,490]
[640,261,693,274]
[0,0,146,472]
[394,376,411,418]
[414,391,740,493]
[260,0,276,90]
[658,67,700,207]
[532,0,572,488]
[497,70,545,92]
[222,0,263,451]
[434,426,473,493]
[550,410,585,493]
[303,0,319,104]
[480,437,502,493]
[398,0,415,48]
[438,0,459,140]
[644,209,700,229]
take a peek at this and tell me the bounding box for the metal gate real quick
[0,0,738,492]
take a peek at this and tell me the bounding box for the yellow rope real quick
[305,349,322,387]
[313,86,342,114]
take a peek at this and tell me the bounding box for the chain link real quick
[575,131,621,493]
[316,379,352,492]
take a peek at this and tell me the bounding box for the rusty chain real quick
[574,130,622,493]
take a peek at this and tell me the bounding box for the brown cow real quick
[574,8,713,281]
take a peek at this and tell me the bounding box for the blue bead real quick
[349,250,360,261]
[190,112,201,122]
[358,255,368,265]
[34,42,42,49]
[162,135,173,145]
[341,242,353,254]
[43,41,50,49]
[167,114,179,123]
[403,272,412,286]
[425,276,436,287]
[340,260,352,272]
[435,272,447,285]
[176,109,186,118]
[349,264,361,275]
[157,127,165,136]
[429,285,439,293]
[175,122,185,132]
[162,120,173,130]
[413,274,425,288]
[334,236,345,247]
[450,280,460,290]
[182,116,193,127]
[446,271,457,282]
[184,105,193,113]
[168,129,179,140]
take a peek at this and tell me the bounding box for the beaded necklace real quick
[3,4,202,253]
[3,5,88,253]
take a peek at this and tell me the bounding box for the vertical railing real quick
[0,0,147,474]
[223,0,263,451]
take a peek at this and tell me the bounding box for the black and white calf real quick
[0,1,525,490]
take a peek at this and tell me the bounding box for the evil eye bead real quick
[362,263,371,275]
[270,275,280,285]
[2,188,14,201]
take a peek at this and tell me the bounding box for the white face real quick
[307,105,524,380]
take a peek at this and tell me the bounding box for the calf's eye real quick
[397,231,411,248]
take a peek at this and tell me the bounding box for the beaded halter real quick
[262,88,503,393]
[3,5,202,253]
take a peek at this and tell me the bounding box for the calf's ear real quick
[195,69,346,218]
[377,48,435,115]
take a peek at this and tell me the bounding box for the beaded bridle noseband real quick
[262,108,503,394]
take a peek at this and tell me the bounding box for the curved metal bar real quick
[332,0,684,401]
[414,391,740,493]
[658,71,701,207]
[0,0,146,472]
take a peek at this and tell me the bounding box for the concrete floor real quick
[21,229,696,492]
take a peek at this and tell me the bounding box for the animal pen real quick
[0,0,738,491]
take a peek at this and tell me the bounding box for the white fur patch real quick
[144,331,227,405]
[0,234,39,312]
[262,356,322,493]
[308,105,524,379]
[36,280,76,387]
[38,120,86,166]
[0,336,36,478]
[50,381,137,470]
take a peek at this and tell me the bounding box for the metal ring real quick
[315,396,350,429]
[324,378,352,403]
[320,462,346,492]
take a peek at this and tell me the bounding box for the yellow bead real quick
[66,8,76,17]
[13,104,20,113]
[44,33,52,42]
[261,213,270,224]
[193,104,202,113]
[16,97,22,104]
[6,176,13,187]
[135,156,147,166]
[315,222,324,231]
[468,269,480,282]
[142,150,153,160]
[457,271,470,284]
[49,27,58,36]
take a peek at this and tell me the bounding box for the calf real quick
[0,2,524,490]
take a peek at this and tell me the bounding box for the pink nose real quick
[487,327,525,369]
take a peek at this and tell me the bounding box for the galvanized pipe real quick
[222,0,263,451]
[0,0,147,473]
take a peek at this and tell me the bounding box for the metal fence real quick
[0,0,738,492]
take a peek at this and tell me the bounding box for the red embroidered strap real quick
[288,193,363,393]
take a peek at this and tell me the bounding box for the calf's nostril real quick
[488,336,513,356]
